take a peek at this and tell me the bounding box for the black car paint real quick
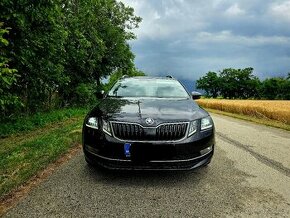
[82,79,215,170]
[87,98,208,124]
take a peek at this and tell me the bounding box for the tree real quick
[219,68,240,99]
[196,68,262,99]
[260,77,290,100]
[0,0,69,112]
[279,78,290,100]
[219,68,260,99]
[60,0,142,105]
[196,71,220,98]
[234,68,260,99]
[0,0,141,113]
[91,0,142,83]
[0,22,21,115]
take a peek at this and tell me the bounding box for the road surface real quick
[3,114,290,217]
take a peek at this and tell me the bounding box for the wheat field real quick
[196,99,290,125]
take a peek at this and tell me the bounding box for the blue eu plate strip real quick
[124,143,131,157]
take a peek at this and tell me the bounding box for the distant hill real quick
[179,79,204,94]
[179,79,195,92]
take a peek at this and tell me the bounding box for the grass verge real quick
[0,112,86,198]
[0,107,88,138]
[205,108,290,131]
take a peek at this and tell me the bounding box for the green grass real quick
[206,108,290,131]
[0,110,86,197]
[0,107,87,138]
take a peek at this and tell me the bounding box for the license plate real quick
[124,143,131,157]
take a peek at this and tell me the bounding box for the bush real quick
[75,83,97,106]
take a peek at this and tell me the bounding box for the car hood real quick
[89,98,208,126]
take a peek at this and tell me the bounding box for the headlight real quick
[188,120,197,137]
[86,117,98,129]
[201,116,213,130]
[102,120,112,136]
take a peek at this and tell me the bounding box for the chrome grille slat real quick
[111,122,188,142]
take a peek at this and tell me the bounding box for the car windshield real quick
[108,78,189,98]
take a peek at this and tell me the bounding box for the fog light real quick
[200,146,213,155]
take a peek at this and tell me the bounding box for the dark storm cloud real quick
[122,0,290,80]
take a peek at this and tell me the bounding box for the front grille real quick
[111,123,145,140]
[111,122,188,141]
[156,123,188,141]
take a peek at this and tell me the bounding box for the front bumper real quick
[83,126,215,170]
[84,147,213,170]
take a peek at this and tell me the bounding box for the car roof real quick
[121,76,176,81]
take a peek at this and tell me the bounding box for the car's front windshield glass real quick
[108,78,189,98]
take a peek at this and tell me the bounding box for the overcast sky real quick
[121,0,290,80]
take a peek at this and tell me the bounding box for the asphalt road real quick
[3,114,290,217]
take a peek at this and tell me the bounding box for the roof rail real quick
[166,75,174,79]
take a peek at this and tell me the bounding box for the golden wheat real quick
[196,99,290,125]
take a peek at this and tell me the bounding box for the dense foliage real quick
[0,0,141,117]
[197,68,290,100]
[0,22,21,112]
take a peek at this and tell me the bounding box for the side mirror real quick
[191,91,201,100]
[96,90,105,99]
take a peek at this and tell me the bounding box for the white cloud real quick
[270,1,290,22]
[225,3,245,16]
[122,0,209,39]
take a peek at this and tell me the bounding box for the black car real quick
[82,76,215,170]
